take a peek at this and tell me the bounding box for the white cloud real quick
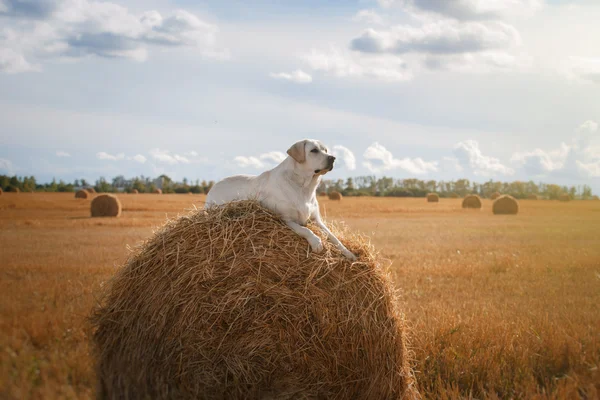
[131,154,146,164]
[234,151,287,169]
[149,148,190,165]
[561,57,600,84]
[386,0,543,20]
[363,142,438,174]
[332,145,356,171]
[96,151,124,161]
[350,21,520,55]
[259,151,286,164]
[576,160,600,177]
[0,158,15,174]
[510,143,570,175]
[0,47,39,73]
[353,9,385,25]
[55,150,70,157]
[303,46,412,82]
[454,140,514,176]
[510,120,600,178]
[0,0,227,73]
[186,150,199,157]
[270,69,312,84]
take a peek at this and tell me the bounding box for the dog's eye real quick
[310,149,319,153]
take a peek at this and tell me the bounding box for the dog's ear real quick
[287,140,306,163]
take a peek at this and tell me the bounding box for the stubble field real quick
[1,193,599,399]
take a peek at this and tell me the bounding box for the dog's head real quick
[287,139,335,176]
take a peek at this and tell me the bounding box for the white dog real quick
[205,139,357,260]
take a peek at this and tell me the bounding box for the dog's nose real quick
[328,156,336,162]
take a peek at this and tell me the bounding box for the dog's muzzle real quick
[315,156,336,174]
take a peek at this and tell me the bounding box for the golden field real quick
[1,193,599,399]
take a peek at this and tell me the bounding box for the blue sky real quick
[0,0,599,191]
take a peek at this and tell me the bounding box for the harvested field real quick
[1,193,599,399]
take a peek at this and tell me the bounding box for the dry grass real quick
[90,195,121,218]
[492,195,519,215]
[1,193,599,399]
[427,193,439,203]
[75,190,88,199]
[328,191,342,201]
[462,195,482,209]
[490,192,501,200]
[92,201,417,399]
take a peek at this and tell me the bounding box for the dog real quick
[205,139,357,260]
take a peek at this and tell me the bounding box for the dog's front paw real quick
[309,237,324,253]
[342,248,357,261]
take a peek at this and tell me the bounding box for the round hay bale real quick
[318,192,327,197]
[90,194,122,217]
[462,194,482,209]
[490,192,501,200]
[75,190,89,199]
[87,188,96,194]
[153,188,162,194]
[558,193,570,202]
[90,201,418,400]
[592,195,600,201]
[131,189,139,194]
[0,187,3,195]
[527,194,539,200]
[6,185,20,193]
[328,191,342,200]
[449,193,459,198]
[493,195,519,215]
[426,193,439,203]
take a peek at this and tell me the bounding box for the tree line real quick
[0,174,596,200]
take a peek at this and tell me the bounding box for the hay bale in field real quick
[449,192,459,198]
[131,189,139,194]
[90,194,122,217]
[6,186,20,193]
[527,194,539,200]
[493,195,519,215]
[90,201,418,400]
[318,191,327,197]
[426,193,439,202]
[490,192,501,200]
[558,193,570,202]
[462,194,482,209]
[328,191,342,201]
[0,187,3,195]
[592,195,600,201]
[75,190,89,199]
[153,188,162,194]
[87,188,96,194]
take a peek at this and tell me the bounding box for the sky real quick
[0,0,599,191]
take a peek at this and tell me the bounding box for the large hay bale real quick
[91,201,418,400]
[527,194,539,200]
[87,188,96,194]
[0,187,3,195]
[426,193,439,203]
[462,194,482,209]
[6,185,20,193]
[559,193,570,202]
[90,194,122,217]
[318,191,327,197]
[490,192,501,200]
[75,190,89,199]
[449,192,459,198]
[131,189,139,194]
[153,188,162,194]
[592,195,600,201]
[493,195,519,215]
[328,191,342,201]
